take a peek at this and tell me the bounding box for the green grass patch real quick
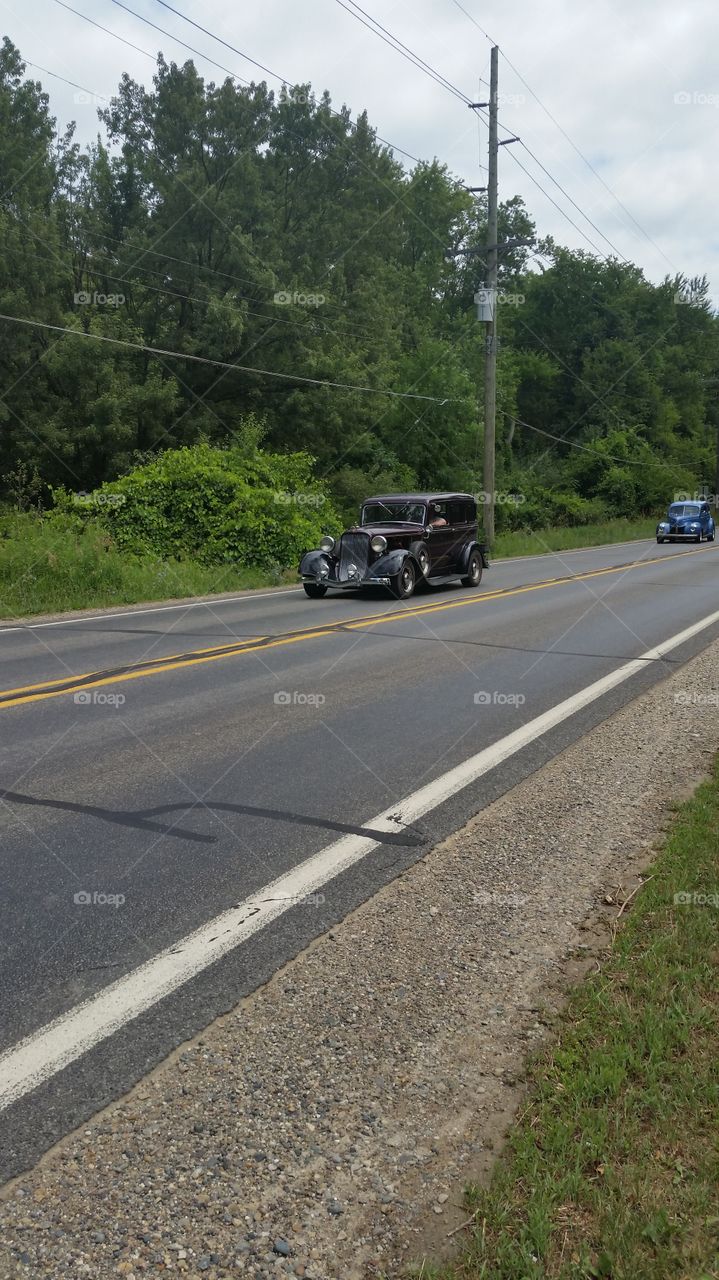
[0,511,290,619]
[492,518,657,559]
[424,758,719,1280]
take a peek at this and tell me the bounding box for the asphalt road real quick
[1,537,719,1179]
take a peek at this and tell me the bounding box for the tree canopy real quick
[1,37,717,527]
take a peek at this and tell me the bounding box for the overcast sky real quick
[4,0,719,297]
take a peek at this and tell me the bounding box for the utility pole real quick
[483,45,499,547]
[468,66,519,544]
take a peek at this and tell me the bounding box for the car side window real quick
[447,500,467,525]
[428,502,448,527]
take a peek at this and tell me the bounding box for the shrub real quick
[74,442,341,571]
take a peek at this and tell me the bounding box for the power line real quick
[19,53,418,335]
[334,0,473,104]
[0,312,455,402]
[329,0,631,265]
[515,415,679,471]
[53,0,154,60]
[69,230,381,333]
[24,61,112,101]
[12,234,391,344]
[449,0,676,272]
[471,107,610,260]
[517,140,628,262]
[120,0,423,163]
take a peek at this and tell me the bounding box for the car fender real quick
[299,549,333,576]
[460,540,490,571]
[371,548,416,577]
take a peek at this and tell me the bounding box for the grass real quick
[421,757,719,1280]
[0,511,659,620]
[492,518,657,559]
[0,512,290,619]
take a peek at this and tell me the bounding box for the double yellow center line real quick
[0,547,712,710]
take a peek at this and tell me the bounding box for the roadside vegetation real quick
[420,758,719,1280]
[493,518,658,559]
[0,498,659,619]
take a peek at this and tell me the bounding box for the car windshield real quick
[360,501,427,525]
[668,504,701,517]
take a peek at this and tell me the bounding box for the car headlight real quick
[370,535,388,554]
[319,535,335,553]
[658,522,669,530]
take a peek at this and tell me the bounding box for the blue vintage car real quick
[656,501,715,544]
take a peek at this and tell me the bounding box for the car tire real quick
[303,583,328,598]
[695,534,702,543]
[657,537,665,544]
[708,531,716,542]
[391,559,416,600]
[461,549,483,587]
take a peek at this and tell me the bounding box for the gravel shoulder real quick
[2,640,719,1280]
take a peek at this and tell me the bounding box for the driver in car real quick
[429,504,447,527]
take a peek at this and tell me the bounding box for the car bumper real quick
[300,572,391,589]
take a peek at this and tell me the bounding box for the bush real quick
[68,442,341,571]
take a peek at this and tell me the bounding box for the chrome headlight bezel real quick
[319,535,336,554]
[370,534,388,554]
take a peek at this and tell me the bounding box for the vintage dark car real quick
[656,501,716,543]
[299,493,488,600]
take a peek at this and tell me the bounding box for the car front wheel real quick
[303,582,328,598]
[461,549,483,587]
[657,537,665,544]
[708,529,716,542]
[391,559,416,600]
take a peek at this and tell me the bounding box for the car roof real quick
[362,493,476,503]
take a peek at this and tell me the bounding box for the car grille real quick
[338,531,370,582]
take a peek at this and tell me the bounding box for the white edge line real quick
[2,604,719,1109]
